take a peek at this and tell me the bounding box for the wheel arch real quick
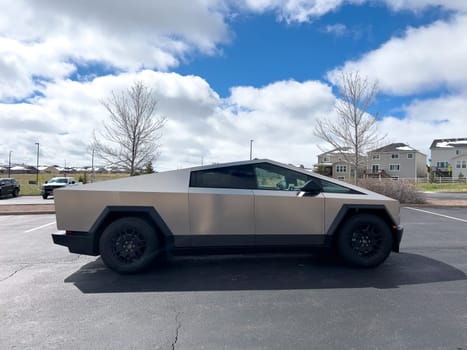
[325,204,400,252]
[89,206,174,255]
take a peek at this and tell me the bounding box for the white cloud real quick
[327,14,467,95]
[0,0,230,100]
[0,73,336,170]
[2,70,465,172]
[375,92,467,159]
[237,0,351,22]
[323,23,348,36]
[383,0,467,12]
[236,0,467,23]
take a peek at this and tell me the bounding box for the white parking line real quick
[404,207,467,223]
[25,221,56,233]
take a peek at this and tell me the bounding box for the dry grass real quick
[8,173,130,195]
[358,178,426,204]
[416,182,467,192]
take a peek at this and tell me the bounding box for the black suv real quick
[0,178,20,198]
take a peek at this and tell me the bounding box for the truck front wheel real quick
[99,217,160,274]
[336,214,393,268]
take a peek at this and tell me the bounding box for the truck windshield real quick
[49,178,68,184]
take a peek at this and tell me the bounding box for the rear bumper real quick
[52,231,98,256]
[393,225,404,252]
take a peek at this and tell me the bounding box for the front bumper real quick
[52,231,98,256]
[393,225,404,252]
[42,185,65,195]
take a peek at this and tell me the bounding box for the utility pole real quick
[35,143,40,185]
[91,148,95,183]
[249,139,254,160]
[8,151,12,178]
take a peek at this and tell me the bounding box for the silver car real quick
[52,159,403,273]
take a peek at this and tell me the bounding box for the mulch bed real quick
[0,204,55,215]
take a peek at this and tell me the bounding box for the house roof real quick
[370,143,419,153]
[430,138,467,149]
[318,147,355,156]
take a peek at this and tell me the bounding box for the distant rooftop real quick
[430,138,467,149]
[370,143,420,153]
[318,147,355,156]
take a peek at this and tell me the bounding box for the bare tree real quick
[314,71,385,183]
[92,81,166,176]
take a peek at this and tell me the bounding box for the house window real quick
[456,150,463,155]
[389,164,400,171]
[436,161,448,168]
[391,154,399,159]
[372,154,380,160]
[336,165,347,173]
[463,160,467,169]
[407,153,413,159]
[323,156,330,162]
[371,164,379,173]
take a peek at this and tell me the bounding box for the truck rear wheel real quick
[99,217,161,274]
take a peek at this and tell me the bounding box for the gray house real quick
[315,147,366,181]
[430,138,467,178]
[367,143,427,180]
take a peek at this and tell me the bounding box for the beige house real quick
[367,143,427,180]
[430,138,467,178]
[315,148,366,181]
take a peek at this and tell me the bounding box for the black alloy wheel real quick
[336,214,393,267]
[99,217,160,274]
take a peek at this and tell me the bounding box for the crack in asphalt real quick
[3,254,84,266]
[0,255,85,282]
[0,264,31,282]
[171,311,182,350]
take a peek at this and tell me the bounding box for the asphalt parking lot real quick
[1,207,466,349]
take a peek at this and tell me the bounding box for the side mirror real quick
[300,179,322,196]
[45,181,48,184]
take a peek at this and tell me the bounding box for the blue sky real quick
[177,4,451,98]
[1,0,467,170]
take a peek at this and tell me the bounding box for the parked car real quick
[41,177,77,199]
[52,159,403,274]
[0,178,20,198]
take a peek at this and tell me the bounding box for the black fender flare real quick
[89,206,175,254]
[324,204,401,252]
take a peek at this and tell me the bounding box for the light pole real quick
[91,148,95,183]
[8,151,12,178]
[35,142,40,185]
[249,139,254,160]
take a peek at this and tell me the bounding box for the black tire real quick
[99,217,160,274]
[336,214,393,268]
[12,189,19,197]
[42,194,48,199]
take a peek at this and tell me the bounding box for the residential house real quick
[430,138,467,178]
[367,143,427,180]
[315,147,366,181]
